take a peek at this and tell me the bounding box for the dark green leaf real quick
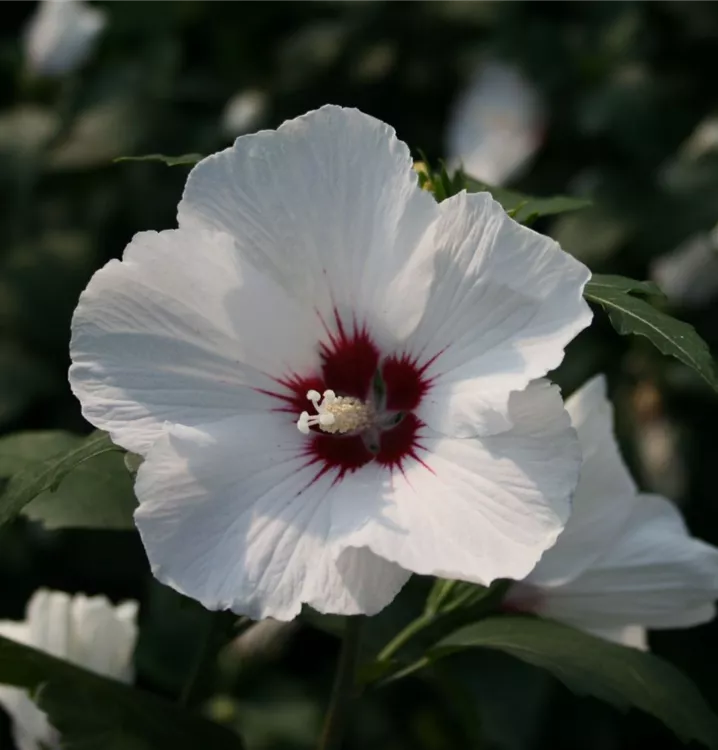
[0,634,242,750]
[114,153,204,167]
[0,431,132,528]
[465,178,592,223]
[427,616,718,749]
[584,279,718,390]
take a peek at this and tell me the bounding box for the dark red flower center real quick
[267,317,435,483]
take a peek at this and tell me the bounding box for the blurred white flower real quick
[70,105,591,621]
[221,89,267,138]
[446,61,544,185]
[0,589,138,750]
[24,0,106,78]
[507,375,718,649]
[650,228,718,309]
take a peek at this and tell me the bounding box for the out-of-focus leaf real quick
[0,634,243,750]
[424,617,718,750]
[0,106,58,158]
[114,153,204,166]
[51,101,145,171]
[0,431,132,528]
[584,277,718,390]
[0,343,56,428]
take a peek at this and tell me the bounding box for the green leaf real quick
[427,616,718,749]
[414,160,590,222]
[586,273,666,300]
[0,634,242,750]
[123,451,144,478]
[0,431,133,529]
[584,277,718,390]
[114,153,204,167]
[465,178,592,223]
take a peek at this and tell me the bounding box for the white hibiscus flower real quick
[507,375,718,649]
[0,589,138,750]
[446,61,544,186]
[24,0,106,78]
[69,105,592,621]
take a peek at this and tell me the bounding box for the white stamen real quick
[296,389,373,435]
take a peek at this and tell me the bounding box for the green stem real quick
[376,613,432,663]
[179,614,250,708]
[318,616,363,750]
[179,615,217,707]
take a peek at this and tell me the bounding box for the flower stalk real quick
[318,616,363,750]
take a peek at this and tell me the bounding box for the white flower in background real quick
[70,105,592,621]
[650,228,718,309]
[24,0,106,78]
[0,589,138,750]
[507,375,718,649]
[446,60,544,186]
[221,89,268,138]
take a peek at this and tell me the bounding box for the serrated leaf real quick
[587,273,666,300]
[465,178,592,223]
[114,153,204,166]
[0,431,129,527]
[584,280,718,390]
[426,616,718,749]
[0,634,242,750]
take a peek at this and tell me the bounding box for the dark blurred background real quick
[1,2,718,749]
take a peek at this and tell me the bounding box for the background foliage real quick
[2,2,718,749]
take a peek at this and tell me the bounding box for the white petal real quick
[0,621,50,750]
[24,590,138,682]
[401,192,592,437]
[178,104,439,353]
[222,89,267,137]
[25,0,106,77]
[331,381,580,585]
[446,61,544,186]
[0,620,30,645]
[0,590,137,750]
[133,414,410,621]
[527,375,638,586]
[70,227,321,455]
[585,625,648,651]
[0,688,54,750]
[69,595,138,682]
[536,494,718,630]
[27,589,72,660]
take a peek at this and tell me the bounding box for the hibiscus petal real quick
[70,226,322,455]
[526,375,638,586]
[446,61,544,186]
[70,595,138,682]
[585,625,648,651]
[536,494,718,630]
[178,104,438,353]
[330,380,580,585]
[402,191,592,437]
[133,414,410,621]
